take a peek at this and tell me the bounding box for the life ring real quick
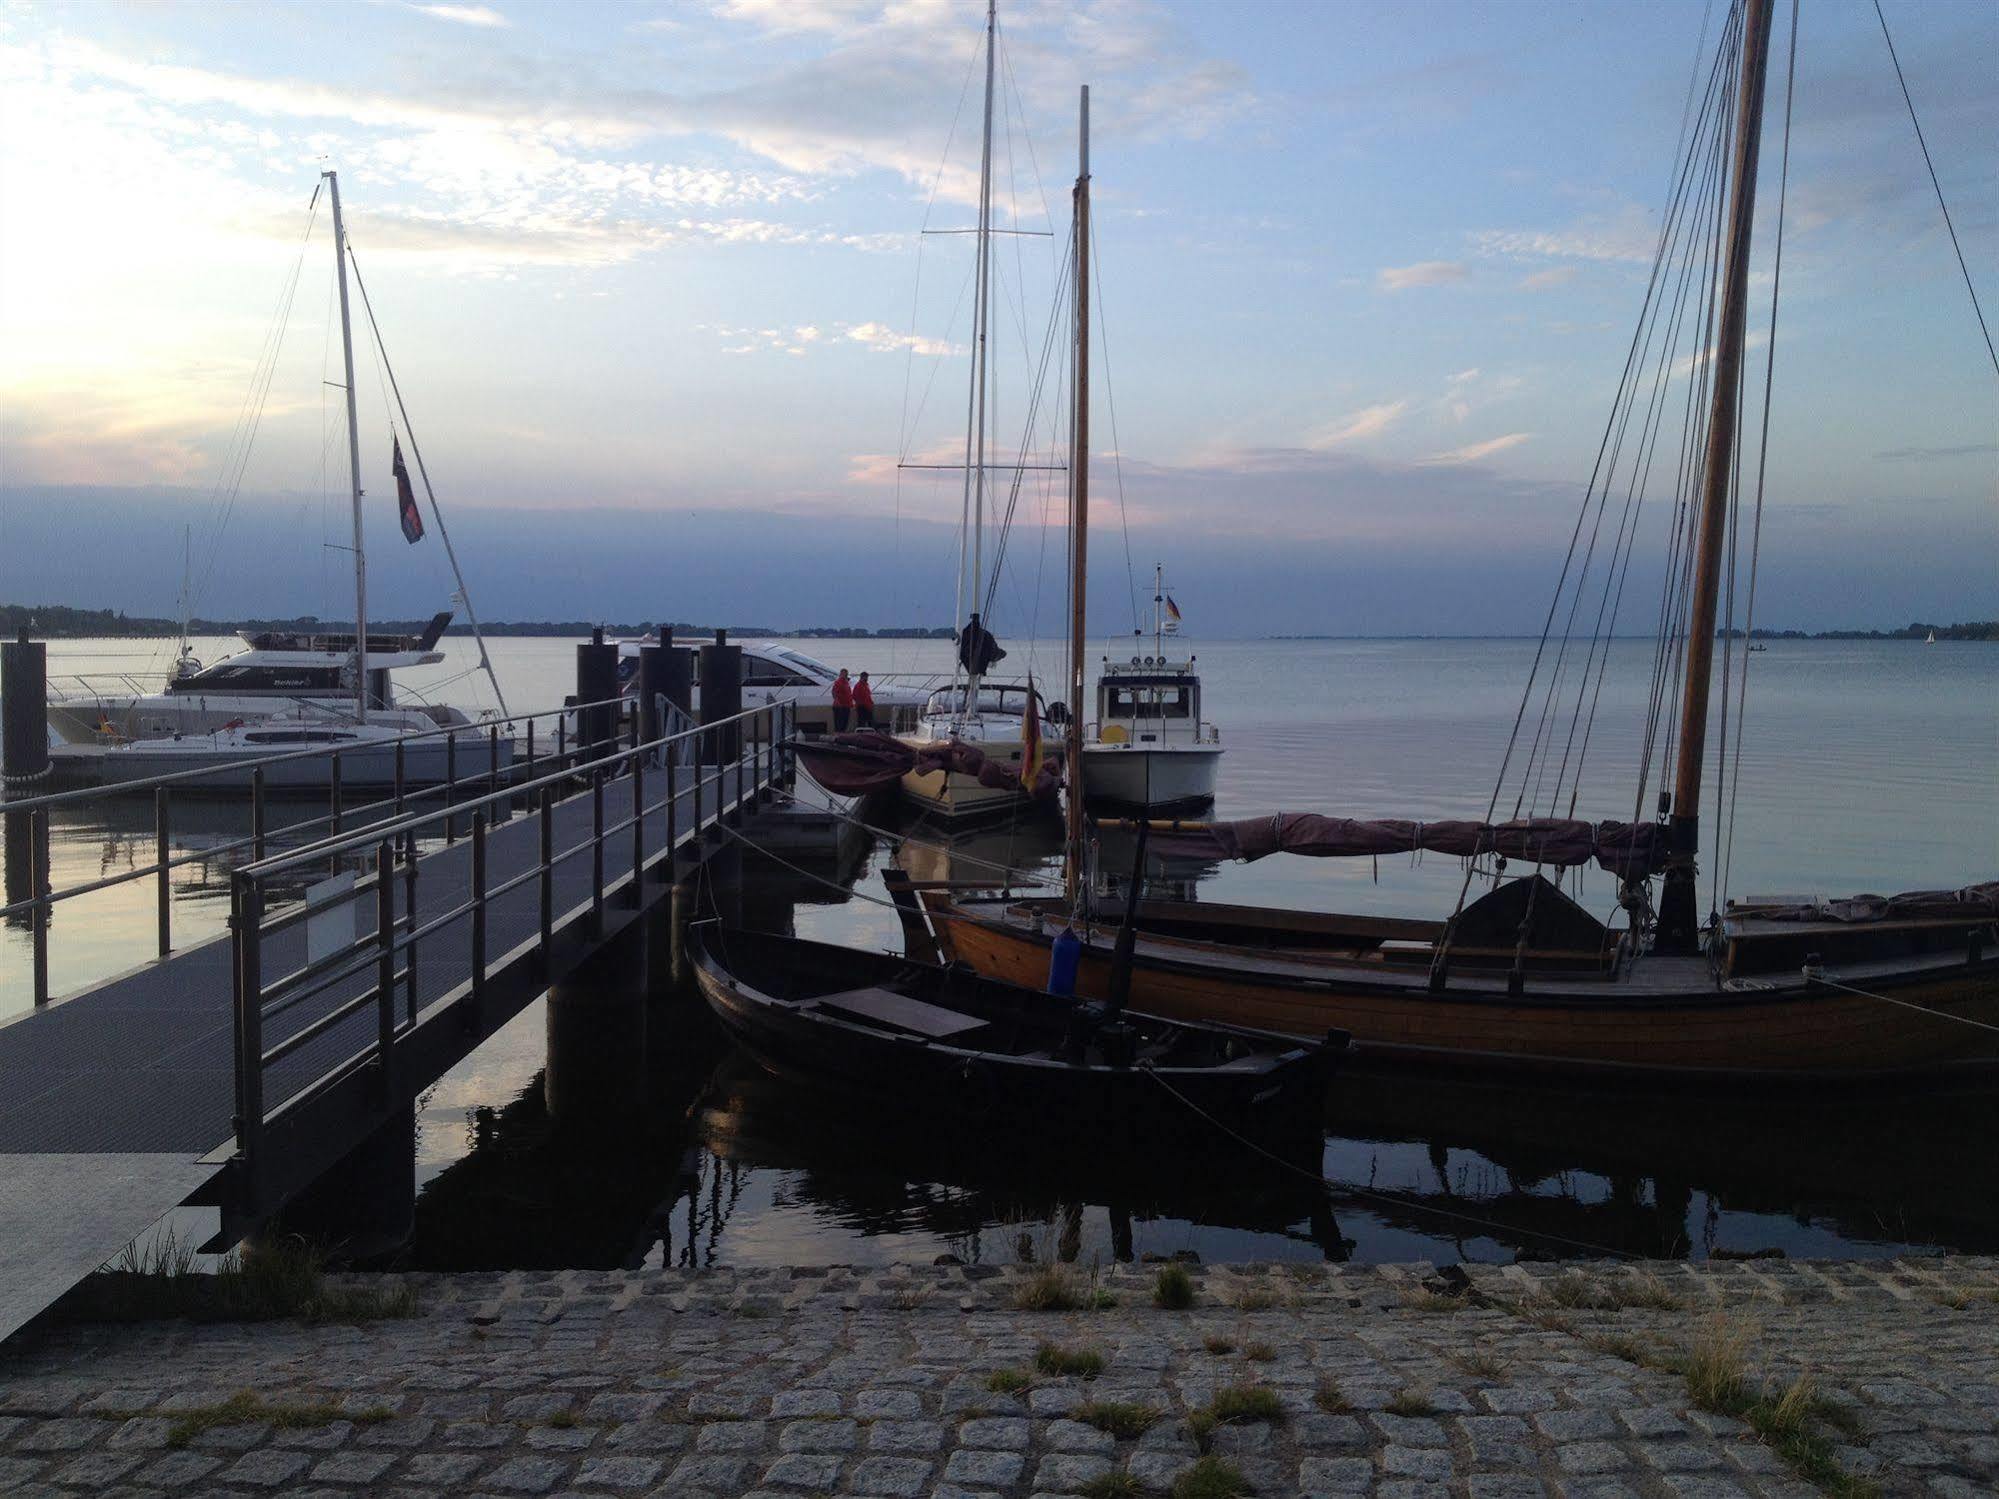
[1100,724,1128,744]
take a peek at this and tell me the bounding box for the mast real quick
[1656,0,1775,951]
[325,169,368,724]
[1065,85,1091,912]
[957,0,998,718]
[1153,563,1164,662]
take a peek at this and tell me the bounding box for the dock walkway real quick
[0,744,781,1344]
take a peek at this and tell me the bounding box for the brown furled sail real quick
[1142,813,1665,879]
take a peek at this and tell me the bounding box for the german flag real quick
[1021,674,1044,788]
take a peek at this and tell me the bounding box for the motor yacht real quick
[614,638,928,735]
[1079,571,1223,812]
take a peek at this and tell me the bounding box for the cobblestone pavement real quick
[0,1257,1993,1498]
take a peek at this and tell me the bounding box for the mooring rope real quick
[1801,968,1999,1038]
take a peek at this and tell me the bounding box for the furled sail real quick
[956,613,1006,677]
[1146,813,1667,880]
[794,729,1062,800]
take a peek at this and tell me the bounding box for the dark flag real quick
[392,437,424,545]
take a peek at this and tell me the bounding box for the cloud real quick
[1421,432,1532,465]
[1378,261,1469,291]
[1448,368,1480,385]
[1518,266,1578,291]
[843,322,963,357]
[410,4,510,26]
[1471,203,1657,265]
[1873,443,1998,463]
[1305,401,1406,448]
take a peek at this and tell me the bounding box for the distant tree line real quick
[1726,621,1997,641]
[1,603,959,641]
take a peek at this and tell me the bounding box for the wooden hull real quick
[928,900,1999,1083]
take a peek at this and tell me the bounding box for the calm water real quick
[6,634,1996,1266]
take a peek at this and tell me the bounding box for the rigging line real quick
[1870,0,1998,377]
[1525,8,1741,817]
[1800,970,1999,1038]
[1570,81,1739,818]
[1088,220,1143,635]
[1135,1068,1640,1261]
[899,30,983,463]
[1722,0,1798,908]
[899,257,981,465]
[1491,0,1739,829]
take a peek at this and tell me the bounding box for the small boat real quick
[1082,569,1223,812]
[693,928,1344,1151]
[1926,631,1937,645]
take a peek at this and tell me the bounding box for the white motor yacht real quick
[613,638,927,736]
[1079,571,1223,812]
[46,715,511,791]
[49,614,468,745]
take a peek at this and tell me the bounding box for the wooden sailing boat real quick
[919,0,1999,1083]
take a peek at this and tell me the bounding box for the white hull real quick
[1080,745,1222,810]
[48,694,456,746]
[46,731,512,791]
[899,766,1036,823]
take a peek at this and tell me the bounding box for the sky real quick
[0,0,1993,637]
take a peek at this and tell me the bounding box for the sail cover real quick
[793,729,1062,801]
[957,613,1006,677]
[1148,813,1667,879]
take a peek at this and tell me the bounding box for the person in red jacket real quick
[831,668,854,732]
[853,671,876,729]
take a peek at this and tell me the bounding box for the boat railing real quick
[0,694,633,1009]
[224,698,792,1186]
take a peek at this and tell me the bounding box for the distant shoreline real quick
[4,603,1993,643]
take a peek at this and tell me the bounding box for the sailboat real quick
[47,171,512,791]
[917,0,1999,1083]
[893,0,1065,824]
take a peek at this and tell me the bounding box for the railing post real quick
[591,770,606,937]
[155,785,172,958]
[488,723,501,803]
[401,827,419,1024]
[394,738,406,815]
[251,766,267,861]
[446,732,458,845]
[29,807,49,1007]
[235,876,265,1169]
[631,752,646,905]
[665,728,679,875]
[470,810,487,1025]
[556,713,567,774]
[693,724,705,838]
[539,788,554,970]
[375,840,395,1090]
[525,717,536,787]
[330,751,343,835]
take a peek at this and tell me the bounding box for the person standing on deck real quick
[853,672,876,729]
[832,668,854,732]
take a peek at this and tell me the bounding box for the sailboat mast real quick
[1065,85,1091,913]
[1657,0,1775,950]
[964,0,997,711]
[325,169,368,725]
[1154,564,1164,662]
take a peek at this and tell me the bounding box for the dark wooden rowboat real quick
[692,928,1344,1153]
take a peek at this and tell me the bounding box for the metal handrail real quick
[229,700,791,1164]
[239,699,775,880]
[1,693,628,816]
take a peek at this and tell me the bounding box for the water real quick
[6,634,1996,1265]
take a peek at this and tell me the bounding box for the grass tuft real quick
[1202,1383,1285,1426]
[1075,1400,1162,1439]
[1449,1347,1509,1380]
[546,1409,577,1429]
[1153,1263,1196,1310]
[1015,1266,1085,1312]
[1682,1317,1752,1412]
[1202,1334,1235,1356]
[1171,1454,1252,1499]
[1035,1341,1105,1380]
[1232,1285,1284,1311]
[164,1391,390,1450]
[1678,1319,1879,1498]
[1541,1269,1680,1313]
[1386,1388,1437,1417]
[1398,1286,1470,1314]
[1312,1377,1350,1414]
[1242,1340,1276,1362]
[1079,1473,1142,1499]
[83,1235,414,1326]
[985,1368,1032,1394]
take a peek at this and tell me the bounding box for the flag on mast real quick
[1021,674,1045,788]
[392,437,425,545]
[1164,595,1182,623]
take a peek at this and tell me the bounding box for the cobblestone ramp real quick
[0,1257,1993,1496]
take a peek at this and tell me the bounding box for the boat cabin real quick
[1094,656,1209,747]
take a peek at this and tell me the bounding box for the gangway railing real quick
[1,695,631,1008]
[225,700,791,1197]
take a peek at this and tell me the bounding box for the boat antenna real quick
[324,168,368,724]
[1065,84,1091,914]
[347,246,511,717]
[1657,0,1776,951]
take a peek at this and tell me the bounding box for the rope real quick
[1136,1066,1639,1261]
[1870,0,1998,377]
[1802,968,1999,1038]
